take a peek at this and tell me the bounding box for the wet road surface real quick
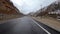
[0,16,60,34]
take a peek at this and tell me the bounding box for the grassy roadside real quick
[0,14,23,21]
[0,14,24,24]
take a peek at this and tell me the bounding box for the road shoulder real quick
[32,17,60,32]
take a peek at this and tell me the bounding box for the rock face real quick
[0,0,22,14]
[0,0,24,20]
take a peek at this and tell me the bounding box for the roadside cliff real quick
[0,0,24,20]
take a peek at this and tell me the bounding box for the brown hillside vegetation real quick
[0,0,24,21]
[0,0,22,14]
[35,1,60,19]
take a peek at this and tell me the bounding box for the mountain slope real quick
[0,0,24,20]
[33,0,60,18]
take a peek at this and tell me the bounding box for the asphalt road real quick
[0,16,60,34]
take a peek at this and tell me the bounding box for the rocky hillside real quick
[32,0,60,18]
[0,0,24,20]
[0,0,21,14]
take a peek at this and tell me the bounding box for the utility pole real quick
[40,5,42,18]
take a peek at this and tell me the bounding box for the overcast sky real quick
[10,0,56,14]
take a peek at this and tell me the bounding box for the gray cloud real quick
[11,0,56,14]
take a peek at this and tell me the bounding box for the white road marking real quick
[32,19,51,34]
